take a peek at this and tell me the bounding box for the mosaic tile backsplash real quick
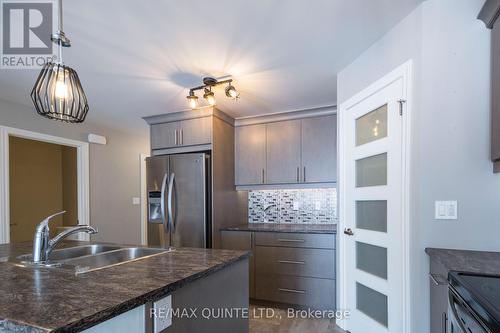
[248,189,337,224]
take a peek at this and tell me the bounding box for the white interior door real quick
[342,77,405,333]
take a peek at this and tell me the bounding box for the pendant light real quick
[31,0,89,123]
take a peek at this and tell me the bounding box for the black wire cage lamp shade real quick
[31,62,89,123]
[30,0,89,123]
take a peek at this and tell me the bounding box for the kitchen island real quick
[0,241,250,333]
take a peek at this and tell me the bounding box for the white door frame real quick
[0,126,90,244]
[140,153,150,246]
[337,60,413,332]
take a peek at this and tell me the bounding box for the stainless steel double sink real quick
[10,244,171,274]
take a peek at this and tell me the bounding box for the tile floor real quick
[249,306,346,333]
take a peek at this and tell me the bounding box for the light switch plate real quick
[435,201,458,220]
[132,197,141,205]
[153,295,172,333]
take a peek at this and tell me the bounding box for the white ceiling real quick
[0,0,423,134]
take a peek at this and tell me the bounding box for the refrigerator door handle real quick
[160,173,169,233]
[167,173,176,232]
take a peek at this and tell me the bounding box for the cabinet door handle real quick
[277,260,305,265]
[442,312,448,333]
[296,167,300,182]
[262,169,265,184]
[180,130,183,145]
[174,130,178,146]
[429,273,448,286]
[303,166,306,182]
[278,288,306,294]
[277,238,305,243]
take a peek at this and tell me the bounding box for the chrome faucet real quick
[32,211,98,263]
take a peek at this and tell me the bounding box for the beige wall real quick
[0,98,149,245]
[9,137,65,242]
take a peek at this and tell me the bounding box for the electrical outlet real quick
[435,201,458,220]
[293,202,300,210]
[153,295,172,333]
[315,201,321,210]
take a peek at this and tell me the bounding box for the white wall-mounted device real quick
[435,201,458,220]
[88,133,107,145]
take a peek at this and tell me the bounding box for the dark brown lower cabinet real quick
[221,230,336,310]
[429,260,449,333]
[221,231,255,298]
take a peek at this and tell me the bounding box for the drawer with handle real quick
[254,232,335,249]
[255,246,335,279]
[255,275,335,310]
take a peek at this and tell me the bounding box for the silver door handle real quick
[174,130,178,146]
[277,238,305,243]
[278,288,305,294]
[277,260,305,265]
[160,173,169,233]
[180,130,183,145]
[262,169,265,184]
[303,167,306,182]
[344,228,354,236]
[296,167,300,182]
[167,173,175,232]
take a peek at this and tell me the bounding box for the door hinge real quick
[398,99,407,116]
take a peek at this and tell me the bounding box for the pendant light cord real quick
[57,0,64,63]
[58,0,63,32]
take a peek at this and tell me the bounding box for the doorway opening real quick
[0,126,90,244]
[9,137,78,242]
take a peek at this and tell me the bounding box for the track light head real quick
[225,84,239,99]
[186,90,198,109]
[203,88,216,106]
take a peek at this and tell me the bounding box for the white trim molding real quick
[140,153,150,246]
[234,104,337,127]
[0,126,90,244]
[337,60,413,332]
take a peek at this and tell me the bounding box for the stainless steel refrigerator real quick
[146,153,211,248]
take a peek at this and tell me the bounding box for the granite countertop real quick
[425,247,500,275]
[0,241,250,333]
[221,223,337,234]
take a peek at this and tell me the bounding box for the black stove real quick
[449,271,500,332]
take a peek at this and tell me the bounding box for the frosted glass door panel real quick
[356,283,388,327]
[356,242,388,279]
[356,153,387,187]
[356,104,388,146]
[356,200,387,233]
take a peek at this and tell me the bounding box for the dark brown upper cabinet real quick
[479,0,500,172]
[235,113,337,188]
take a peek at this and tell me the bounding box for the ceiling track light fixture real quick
[186,76,239,109]
[31,0,89,123]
